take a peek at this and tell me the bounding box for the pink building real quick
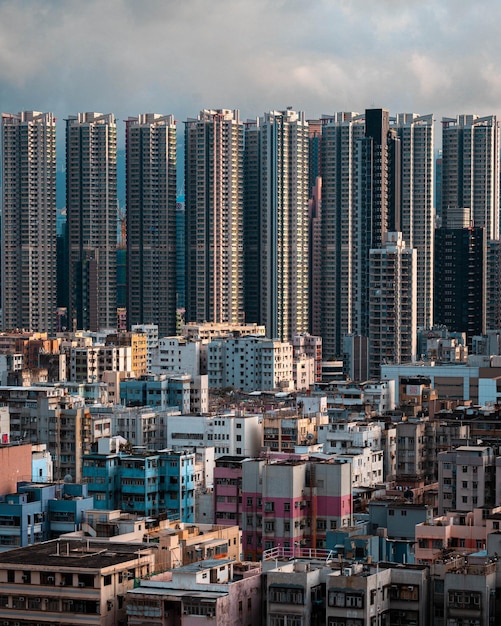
[415,507,501,564]
[213,456,245,527]
[0,444,32,494]
[242,455,352,560]
[126,559,262,625]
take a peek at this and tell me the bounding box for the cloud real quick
[0,0,500,139]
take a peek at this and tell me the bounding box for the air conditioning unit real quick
[18,597,25,602]
[47,576,55,583]
[342,568,352,577]
[78,582,85,587]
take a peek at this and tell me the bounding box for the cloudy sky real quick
[0,0,499,144]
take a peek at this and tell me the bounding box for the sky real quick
[1,0,500,146]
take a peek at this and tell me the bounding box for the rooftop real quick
[0,539,155,569]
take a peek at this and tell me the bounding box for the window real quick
[346,594,363,608]
[270,586,305,605]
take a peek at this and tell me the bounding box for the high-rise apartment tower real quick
[66,112,117,332]
[185,109,244,324]
[320,110,434,363]
[126,114,177,337]
[258,109,310,341]
[442,115,499,240]
[1,111,57,333]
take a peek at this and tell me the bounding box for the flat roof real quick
[175,558,233,574]
[128,587,227,600]
[0,539,155,569]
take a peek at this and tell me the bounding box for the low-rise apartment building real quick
[0,538,156,626]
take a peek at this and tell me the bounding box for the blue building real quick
[47,483,94,539]
[82,442,195,522]
[0,482,93,551]
[81,447,121,511]
[160,449,195,523]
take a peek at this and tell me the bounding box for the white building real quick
[165,412,262,458]
[318,419,385,454]
[190,374,209,414]
[325,380,395,417]
[208,335,294,392]
[152,336,203,376]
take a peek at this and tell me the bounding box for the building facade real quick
[185,109,244,325]
[66,112,117,331]
[242,456,352,559]
[0,538,156,626]
[441,114,499,240]
[126,114,177,337]
[258,109,310,341]
[320,110,433,362]
[434,216,486,341]
[1,111,57,333]
[368,231,417,377]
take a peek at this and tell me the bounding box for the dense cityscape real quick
[0,104,499,626]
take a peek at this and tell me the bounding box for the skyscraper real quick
[66,112,117,332]
[1,111,57,332]
[307,119,322,337]
[320,110,434,365]
[126,114,177,337]
[368,232,417,377]
[395,113,434,330]
[185,109,244,324]
[320,112,365,359]
[258,109,310,341]
[320,110,399,359]
[442,115,499,240]
[434,208,486,341]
